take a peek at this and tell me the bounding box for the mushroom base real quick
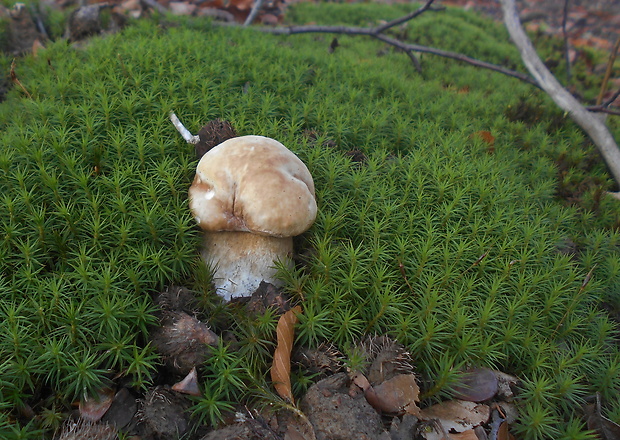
[201,231,293,301]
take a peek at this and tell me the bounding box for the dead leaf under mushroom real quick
[271,305,302,403]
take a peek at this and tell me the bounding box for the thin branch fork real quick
[256,0,539,88]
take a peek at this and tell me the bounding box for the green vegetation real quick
[0,2,619,439]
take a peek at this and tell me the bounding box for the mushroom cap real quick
[189,135,316,237]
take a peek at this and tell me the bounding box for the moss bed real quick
[1,2,620,439]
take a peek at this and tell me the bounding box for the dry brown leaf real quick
[351,372,371,391]
[271,305,302,403]
[370,374,420,415]
[471,131,496,154]
[420,400,490,433]
[498,421,516,440]
[79,388,115,422]
[172,367,201,396]
[585,403,620,440]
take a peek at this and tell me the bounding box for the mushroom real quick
[188,135,316,301]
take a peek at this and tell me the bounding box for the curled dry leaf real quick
[420,400,490,433]
[271,305,302,403]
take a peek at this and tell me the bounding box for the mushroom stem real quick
[202,231,293,301]
[170,112,200,144]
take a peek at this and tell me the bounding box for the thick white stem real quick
[201,231,293,301]
[500,0,620,187]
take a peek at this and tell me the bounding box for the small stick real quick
[398,261,414,294]
[244,0,265,26]
[561,0,571,84]
[596,35,620,106]
[10,59,33,99]
[170,112,200,144]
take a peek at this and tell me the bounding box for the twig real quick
[561,0,571,84]
[244,0,265,26]
[587,105,620,117]
[405,50,423,73]
[374,0,437,33]
[500,0,620,186]
[260,24,540,87]
[170,112,200,144]
[398,261,414,294]
[10,59,32,99]
[602,87,620,108]
[596,35,620,106]
[374,33,540,87]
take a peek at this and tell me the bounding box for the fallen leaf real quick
[351,371,371,391]
[451,368,498,402]
[271,305,302,403]
[79,388,115,422]
[585,403,620,440]
[472,131,495,154]
[172,367,201,396]
[498,421,516,440]
[370,374,420,415]
[420,400,490,433]
[101,388,137,429]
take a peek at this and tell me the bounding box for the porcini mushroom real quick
[188,135,316,301]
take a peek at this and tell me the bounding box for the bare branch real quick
[596,36,620,106]
[586,105,620,117]
[374,0,437,34]
[260,23,539,87]
[405,50,423,73]
[373,33,540,87]
[500,0,620,185]
[602,87,620,108]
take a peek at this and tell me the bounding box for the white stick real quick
[244,0,265,26]
[500,0,620,187]
[170,112,200,144]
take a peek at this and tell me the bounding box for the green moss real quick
[0,3,619,439]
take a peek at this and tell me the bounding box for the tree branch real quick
[374,0,437,34]
[260,21,540,87]
[500,0,620,186]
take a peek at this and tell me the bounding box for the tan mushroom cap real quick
[189,135,317,237]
